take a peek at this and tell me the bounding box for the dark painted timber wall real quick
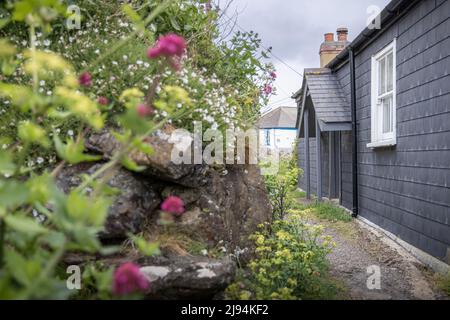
[298,135,333,199]
[334,0,450,262]
[298,138,318,195]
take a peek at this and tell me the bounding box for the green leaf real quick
[0,18,10,29]
[1,59,19,76]
[68,225,102,252]
[0,39,16,57]
[41,231,66,249]
[66,191,110,227]
[121,156,146,172]
[26,172,55,204]
[132,137,154,156]
[18,121,50,148]
[0,180,29,209]
[0,150,16,176]
[54,135,101,165]
[5,214,48,236]
[122,4,141,23]
[0,83,36,112]
[130,234,160,257]
[12,1,33,21]
[4,248,30,286]
[169,16,181,31]
[117,107,152,135]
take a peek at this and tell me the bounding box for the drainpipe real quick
[349,47,359,218]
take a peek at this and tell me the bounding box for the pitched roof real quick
[258,106,297,129]
[304,68,351,123]
[293,68,352,133]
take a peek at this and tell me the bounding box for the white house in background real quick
[258,106,297,154]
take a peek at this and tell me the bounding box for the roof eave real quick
[326,0,418,70]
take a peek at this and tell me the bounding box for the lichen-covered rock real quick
[56,163,161,240]
[84,129,272,250]
[59,128,272,298]
[138,256,236,299]
[86,129,201,186]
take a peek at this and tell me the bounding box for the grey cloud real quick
[221,0,391,107]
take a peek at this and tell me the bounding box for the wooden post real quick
[304,108,310,199]
[316,119,322,201]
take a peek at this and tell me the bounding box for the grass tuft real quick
[313,202,352,222]
[435,273,450,296]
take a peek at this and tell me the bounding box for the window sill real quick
[366,139,396,149]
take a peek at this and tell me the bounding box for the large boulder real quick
[56,163,161,240]
[58,128,272,298]
[82,129,272,250]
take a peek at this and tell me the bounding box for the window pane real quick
[382,96,393,133]
[265,130,270,146]
[379,57,386,95]
[387,52,394,92]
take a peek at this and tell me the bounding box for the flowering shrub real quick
[113,262,149,297]
[0,0,206,299]
[0,0,275,170]
[161,195,185,216]
[226,211,337,300]
[0,0,278,299]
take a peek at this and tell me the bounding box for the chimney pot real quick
[320,28,349,67]
[337,27,348,42]
[324,33,334,42]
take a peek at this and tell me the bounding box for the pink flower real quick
[270,71,277,79]
[113,262,149,296]
[161,196,185,216]
[78,72,92,87]
[263,85,273,95]
[97,96,109,106]
[147,33,187,59]
[136,104,154,117]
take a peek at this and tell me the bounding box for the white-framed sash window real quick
[368,39,397,148]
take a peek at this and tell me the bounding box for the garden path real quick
[298,198,448,300]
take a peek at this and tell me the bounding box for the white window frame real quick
[367,38,397,149]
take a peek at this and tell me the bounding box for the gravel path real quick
[300,201,447,300]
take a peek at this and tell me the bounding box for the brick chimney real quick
[319,27,349,67]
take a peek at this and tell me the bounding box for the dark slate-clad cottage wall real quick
[334,0,450,262]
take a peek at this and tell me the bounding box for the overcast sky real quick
[222,0,391,111]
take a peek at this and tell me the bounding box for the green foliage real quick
[264,155,301,220]
[226,210,337,300]
[72,263,114,300]
[312,202,352,222]
[1,0,273,170]
[129,234,160,257]
[0,0,171,299]
[0,0,276,299]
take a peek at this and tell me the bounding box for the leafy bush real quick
[263,154,300,220]
[0,0,283,300]
[0,0,276,299]
[225,210,337,300]
[0,1,275,170]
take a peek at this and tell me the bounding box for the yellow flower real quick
[255,235,265,246]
